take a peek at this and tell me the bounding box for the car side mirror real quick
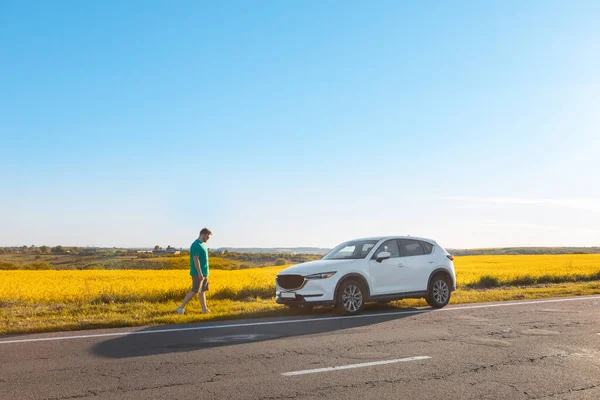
[376,251,391,263]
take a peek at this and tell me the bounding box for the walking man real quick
[177,228,212,314]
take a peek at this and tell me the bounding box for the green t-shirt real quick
[189,239,209,277]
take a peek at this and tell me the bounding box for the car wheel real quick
[335,279,365,315]
[426,274,451,308]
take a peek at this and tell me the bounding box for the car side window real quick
[400,239,425,257]
[419,241,433,254]
[372,239,401,259]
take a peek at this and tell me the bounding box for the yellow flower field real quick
[458,254,600,287]
[1,255,599,334]
[0,267,281,304]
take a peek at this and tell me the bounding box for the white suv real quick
[276,236,456,315]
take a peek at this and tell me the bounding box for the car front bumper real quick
[275,293,335,306]
[276,275,337,305]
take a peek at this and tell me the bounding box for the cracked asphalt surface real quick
[1,296,600,399]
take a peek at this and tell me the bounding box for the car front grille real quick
[276,275,305,290]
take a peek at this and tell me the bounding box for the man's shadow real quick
[92,304,432,359]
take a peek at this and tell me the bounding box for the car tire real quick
[426,274,451,308]
[335,279,366,315]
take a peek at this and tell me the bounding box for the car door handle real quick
[428,261,435,264]
[397,263,405,268]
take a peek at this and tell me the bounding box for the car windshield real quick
[322,240,379,260]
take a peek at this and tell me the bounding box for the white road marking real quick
[281,356,431,376]
[1,295,599,345]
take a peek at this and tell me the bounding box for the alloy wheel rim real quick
[342,284,363,312]
[433,280,449,304]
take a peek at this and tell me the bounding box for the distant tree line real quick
[450,247,600,256]
[0,246,146,256]
[208,250,322,264]
[2,246,600,258]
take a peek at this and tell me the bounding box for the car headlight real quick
[304,271,337,280]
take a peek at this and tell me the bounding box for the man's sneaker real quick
[176,307,184,315]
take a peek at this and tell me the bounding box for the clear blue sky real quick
[1,1,599,249]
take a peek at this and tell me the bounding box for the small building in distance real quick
[152,245,181,255]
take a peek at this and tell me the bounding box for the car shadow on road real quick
[92,304,432,359]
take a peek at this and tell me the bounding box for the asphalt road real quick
[1,296,600,400]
